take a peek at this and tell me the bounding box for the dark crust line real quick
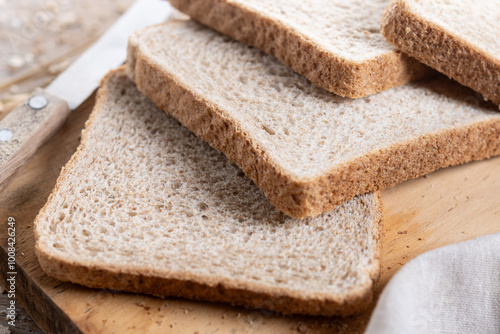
[34,69,384,317]
[37,235,380,318]
[169,0,431,98]
[128,41,500,219]
[382,0,500,106]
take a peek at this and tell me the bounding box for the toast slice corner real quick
[34,68,384,317]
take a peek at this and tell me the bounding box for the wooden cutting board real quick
[1,94,500,334]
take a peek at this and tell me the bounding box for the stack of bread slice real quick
[34,0,500,317]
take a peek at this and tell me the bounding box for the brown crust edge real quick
[381,0,500,106]
[36,194,381,319]
[127,37,500,219]
[33,68,383,317]
[169,0,431,98]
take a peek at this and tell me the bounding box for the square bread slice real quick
[169,0,431,98]
[382,0,500,106]
[127,19,500,219]
[34,69,383,317]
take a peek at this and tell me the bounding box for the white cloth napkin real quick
[366,233,500,334]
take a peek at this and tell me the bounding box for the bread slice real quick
[169,0,431,98]
[382,0,500,106]
[34,69,383,317]
[126,20,500,219]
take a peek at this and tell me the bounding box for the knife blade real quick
[0,0,172,189]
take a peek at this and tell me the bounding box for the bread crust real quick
[169,0,431,98]
[36,195,382,318]
[127,38,500,219]
[382,0,500,106]
[34,68,384,317]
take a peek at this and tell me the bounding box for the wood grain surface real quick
[1,91,500,333]
[0,289,41,334]
[0,0,134,107]
[0,89,70,190]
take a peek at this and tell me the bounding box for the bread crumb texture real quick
[34,70,383,316]
[128,20,500,218]
[169,0,431,97]
[212,0,394,61]
[382,0,500,105]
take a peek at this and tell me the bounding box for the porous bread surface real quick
[34,69,383,316]
[382,0,500,105]
[217,0,394,61]
[127,20,500,218]
[401,0,500,56]
[169,0,430,97]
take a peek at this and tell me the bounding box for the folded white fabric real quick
[366,233,500,334]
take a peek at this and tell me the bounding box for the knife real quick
[0,0,172,189]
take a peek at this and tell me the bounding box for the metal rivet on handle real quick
[28,96,48,110]
[0,129,13,142]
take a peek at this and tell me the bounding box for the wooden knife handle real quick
[0,88,70,189]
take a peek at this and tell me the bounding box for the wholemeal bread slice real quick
[382,0,500,106]
[169,0,431,98]
[127,20,500,219]
[34,68,383,317]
